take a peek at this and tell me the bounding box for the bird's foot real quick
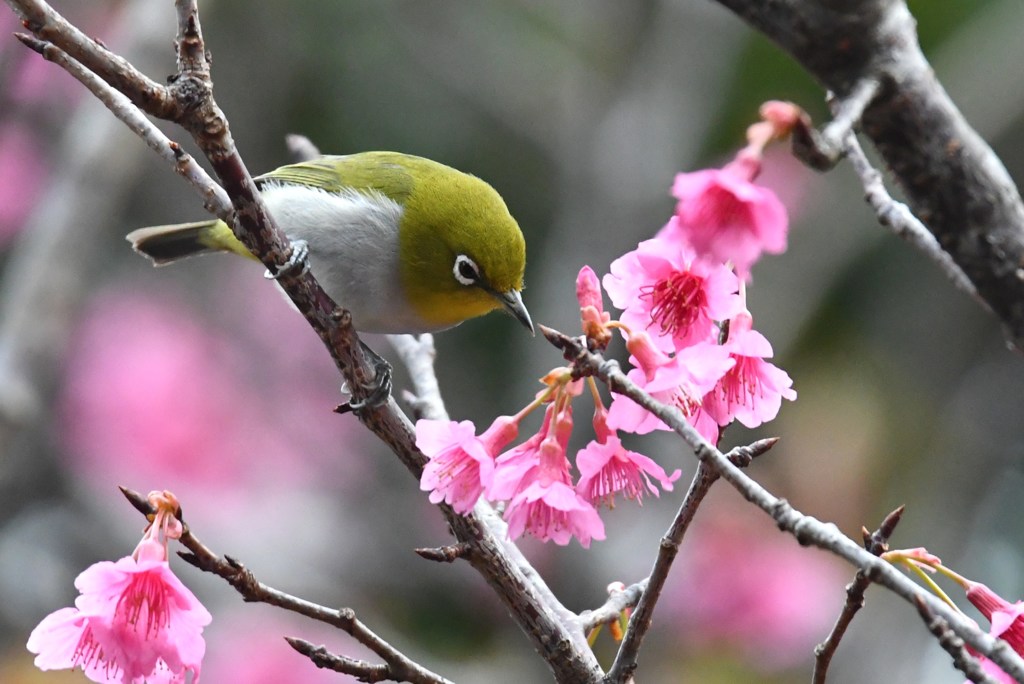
[264,239,310,280]
[337,342,393,415]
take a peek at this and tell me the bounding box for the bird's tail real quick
[126,219,256,265]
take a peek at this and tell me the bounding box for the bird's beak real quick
[497,289,535,335]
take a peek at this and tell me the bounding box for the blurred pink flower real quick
[575,405,680,507]
[703,313,796,428]
[201,612,353,683]
[665,516,844,672]
[664,162,788,281]
[417,416,519,514]
[27,493,211,683]
[59,284,360,501]
[0,122,47,245]
[604,235,741,351]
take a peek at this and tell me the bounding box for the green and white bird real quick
[127,151,532,335]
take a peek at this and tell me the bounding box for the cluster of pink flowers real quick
[417,103,800,547]
[27,491,211,683]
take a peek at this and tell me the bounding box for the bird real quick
[126,151,533,336]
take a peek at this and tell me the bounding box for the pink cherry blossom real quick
[966,581,1024,654]
[576,405,680,507]
[577,265,612,348]
[489,427,546,503]
[607,340,734,443]
[27,494,211,683]
[493,405,605,547]
[664,162,788,280]
[505,479,606,548]
[497,404,574,496]
[603,235,741,351]
[703,313,796,428]
[417,416,519,514]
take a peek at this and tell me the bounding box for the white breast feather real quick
[259,183,430,333]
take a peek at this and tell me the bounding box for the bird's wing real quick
[255,153,415,204]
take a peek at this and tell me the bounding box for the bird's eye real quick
[453,254,480,286]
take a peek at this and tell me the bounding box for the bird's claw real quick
[264,239,310,280]
[339,342,393,415]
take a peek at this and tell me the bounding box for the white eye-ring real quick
[453,254,480,286]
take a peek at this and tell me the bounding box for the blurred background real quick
[2,1,1024,682]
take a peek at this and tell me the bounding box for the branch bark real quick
[715,0,1024,349]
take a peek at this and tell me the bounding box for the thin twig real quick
[415,542,472,563]
[793,78,881,170]
[913,596,1001,684]
[606,439,777,683]
[541,325,1024,681]
[812,505,905,684]
[843,133,984,307]
[285,638,405,683]
[389,334,448,421]
[5,0,176,116]
[579,581,648,634]
[11,33,231,219]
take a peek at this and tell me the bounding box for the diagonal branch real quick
[543,326,1024,681]
[914,596,1002,684]
[5,1,604,680]
[6,0,177,117]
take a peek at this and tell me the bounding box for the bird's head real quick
[398,160,532,333]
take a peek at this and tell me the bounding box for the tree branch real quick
[11,32,231,219]
[6,0,177,117]
[792,78,881,170]
[842,132,982,306]
[4,1,604,679]
[388,334,449,422]
[117,488,453,684]
[715,0,1024,349]
[913,596,1002,684]
[579,581,647,635]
